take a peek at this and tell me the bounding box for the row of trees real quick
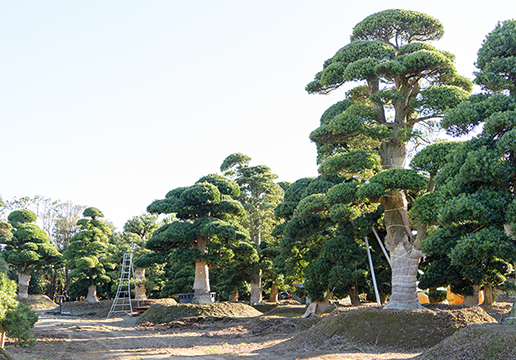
[2,10,516,312]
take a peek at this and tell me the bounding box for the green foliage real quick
[351,9,444,46]
[369,169,428,193]
[475,20,516,94]
[64,207,114,297]
[318,151,381,179]
[83,207,104,219]
[1,210,63,275]
[7,209,37,224]
[0,257,38,347]
[410,142,459,176]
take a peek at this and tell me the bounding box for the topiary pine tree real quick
[64,207,114,302]
[220,153,284,305]
[419,20,516,309]
[305,9,471,310]
[121,213,160,300]
[146,174,249,304]
[0,209,63,299]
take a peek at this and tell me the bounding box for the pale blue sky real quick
[1,1,514,229]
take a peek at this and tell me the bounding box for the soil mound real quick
[94,298,177,318]
[278,306,497,351]
[263,305,308,317]
[416,324,516,359]
[18,295,58,310]
[137,302,262,325]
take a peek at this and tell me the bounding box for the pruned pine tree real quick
[121,214,160,300]
[421,20,516,309]
[0,210,63,299]
[220,153,284,305]
[64,207,114,302]
[305,9,471,310]
[146,174,249,304]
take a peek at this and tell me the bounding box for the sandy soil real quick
[5,303,421,360]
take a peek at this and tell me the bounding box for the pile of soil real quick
[137,302,262,325]
[94,298,177,318]
[278,306,497,351]
[416,324,516,359]
[18,295,58,310]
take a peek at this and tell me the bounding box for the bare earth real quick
[5,299,421,360]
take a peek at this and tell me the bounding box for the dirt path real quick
[6,309,420,360]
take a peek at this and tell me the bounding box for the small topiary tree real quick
[220,153,284,305]
[64,207,114,302]
[0,209,63,299]
[145,174,250,304]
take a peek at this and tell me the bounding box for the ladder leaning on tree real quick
[107,253,140,318]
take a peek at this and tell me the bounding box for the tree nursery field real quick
[3,295,515,360]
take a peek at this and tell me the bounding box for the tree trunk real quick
[377,140,424,310]
[0,331,5,348]
[249,267,263,305]
[270,281,279,303]
[192,235,212,304]
[302,291,333,318]
[229,288,239,301]
[383,242,424,310]
[134,268,147,301]
[380,188,424,310]
[483,283,494,306]
[85,283,99,302]
[249,233,263,305]
[17,272,31,299]
[348,285,361,306]
[463,283,481,307]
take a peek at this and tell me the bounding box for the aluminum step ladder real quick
[107,253,140,317]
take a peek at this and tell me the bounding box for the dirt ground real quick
[4,296,513,360]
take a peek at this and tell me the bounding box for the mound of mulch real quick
[18,295,58,310]
[137,302,262,325]
[416,324,516,359]
[278,306,497,351]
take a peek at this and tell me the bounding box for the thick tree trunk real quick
[192,235,212,304]
[381,190,424,310]
[383,242,424,310]
[85,284,99,302]
[483,283,493,306]
[17,272,31,299]
[378,141,424,310]
[302,291,334,318]
[269,281,279,303]
[229,288,239,301]
[249,233,263,305]
[463,283,481,307]
[134,268,147,301]
[348,285,361,306]
[249,267,263,305]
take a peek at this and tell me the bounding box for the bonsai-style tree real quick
[220,153,284,304]
[64,207,114,302]
[305,9,471,310]
[120,213,160,300]
[422,20,516,309]
[0,209,63,299]
[273,174,390,313]
[146,174,249,304]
